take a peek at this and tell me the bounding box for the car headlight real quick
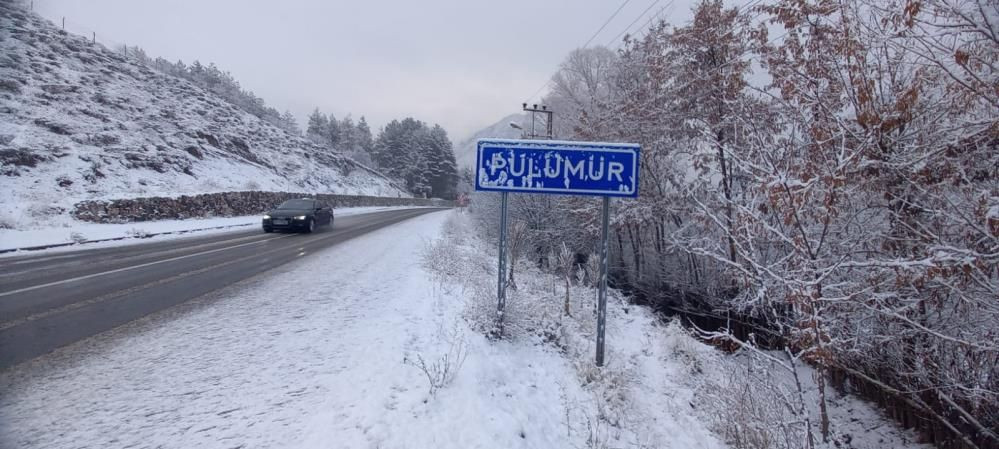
[294,215,306,220]
[263,214,271,219]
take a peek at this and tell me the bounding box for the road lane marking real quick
[0,234,293,298]
[0,208,445,330]
[0,232,269,278]
[0,244,291,331]
[2,253,81,266]
[0,225,364,330]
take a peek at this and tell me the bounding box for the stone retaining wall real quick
[72,191,453,223]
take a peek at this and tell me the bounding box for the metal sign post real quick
[595,196,610,366]
[496,191,509,326]
[475,138,640,366]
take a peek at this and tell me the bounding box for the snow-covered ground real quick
[0,206,422,254]
[0,210,928,449]
[1,211,449,448]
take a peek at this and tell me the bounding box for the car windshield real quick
[277,200,313,210]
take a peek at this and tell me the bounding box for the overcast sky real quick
[36,0,696,142]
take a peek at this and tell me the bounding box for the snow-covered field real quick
[0,211,928,448]
[0,206,421,254]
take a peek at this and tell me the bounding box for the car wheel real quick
[305,218,315,233]
[263,227,273,233]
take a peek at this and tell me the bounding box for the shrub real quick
[403,319,468,397]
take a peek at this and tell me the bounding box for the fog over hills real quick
[454,113,526,170]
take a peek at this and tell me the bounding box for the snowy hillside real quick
[0,5,406,228]
[454,113,525,169]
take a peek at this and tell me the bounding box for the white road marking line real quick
[0,232,269,278]
[0,234,292,298]
[3,253,81,265]
[0,210,440,330]
[0,233,335,330]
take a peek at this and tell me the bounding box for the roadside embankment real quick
[72,191,453,223]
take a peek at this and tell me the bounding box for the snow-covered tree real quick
[373,118,458,198]
[487,0,998,445]
[306,109,329,146]
[325,113,341,148]
[279,110,299,135]
[356,116,374,155]
[339,115,357,152]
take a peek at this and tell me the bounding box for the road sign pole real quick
[475,138,639,353]
[596,196,610,366]
[496,191,509,326]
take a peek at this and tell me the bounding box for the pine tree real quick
[189,60,205,80]
[339,115,357,152]
[371,118,457,198]
[425,124,458,199]
[306,109,329,146]
[280,110,299,135]
[372,119,406,178]
[356,116,374,154]
[326,114,340,148]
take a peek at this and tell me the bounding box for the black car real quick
[262,198,333,233]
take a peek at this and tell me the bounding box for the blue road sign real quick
[475,138,640,197]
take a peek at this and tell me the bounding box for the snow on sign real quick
[475,138,640,197]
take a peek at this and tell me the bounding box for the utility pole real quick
[522,103,553,140]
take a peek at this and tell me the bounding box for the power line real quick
[524,0,771,104]
[626,4,671,46]
[613,0,766,50]
[524,0,634,103]
[523,79,551,106]
[609,1,675,50]
[558,0,791,132]
[581,0,634,49]
[605,0,665,48]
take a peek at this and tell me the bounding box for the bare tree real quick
[507,220,528,291]
[557,242,575,317]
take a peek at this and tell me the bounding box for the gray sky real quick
[36,0,695,142]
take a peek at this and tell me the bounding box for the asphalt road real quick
[0,207,448,370]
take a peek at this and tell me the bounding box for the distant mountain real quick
[454,113,526,169]
[0,4,406,228]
